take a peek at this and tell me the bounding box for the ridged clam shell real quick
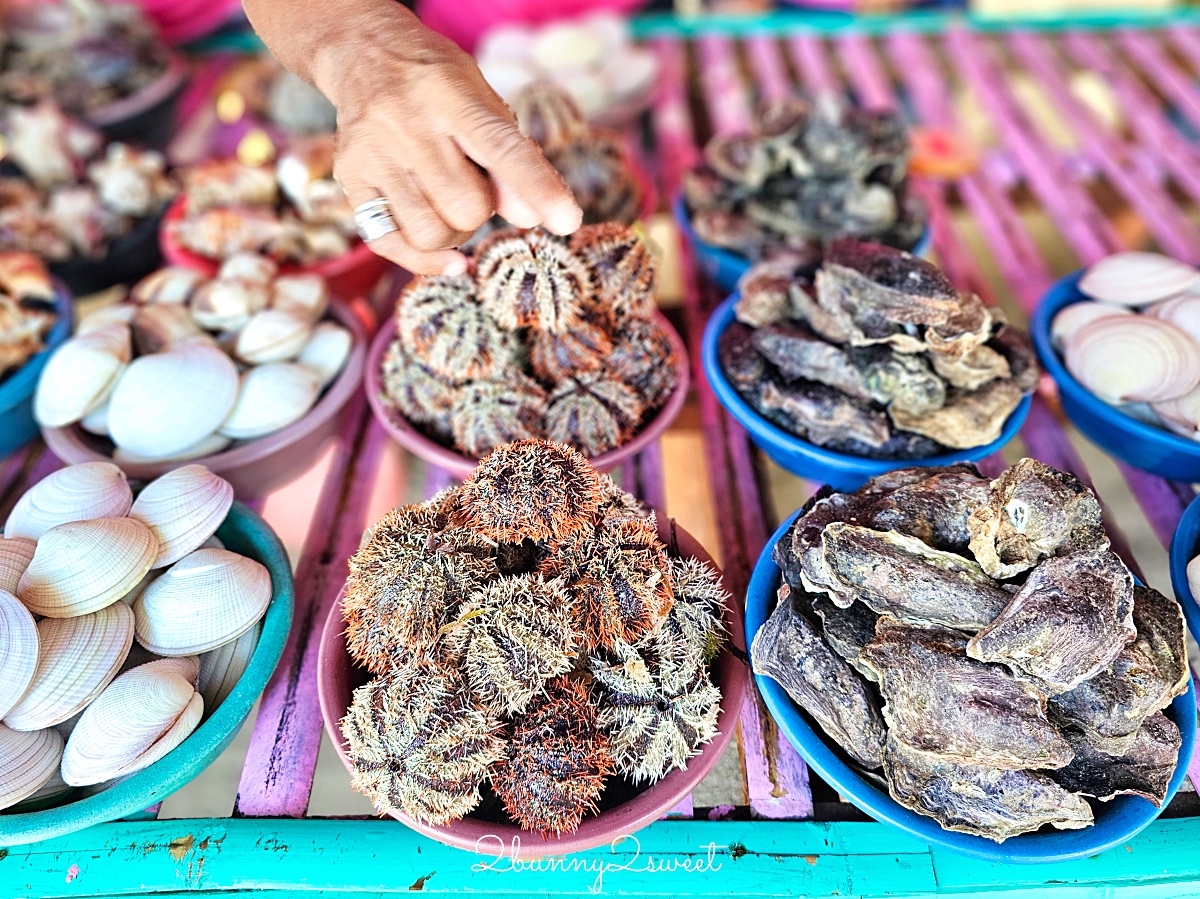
[297,322,351,389]
[113,690,203,779]
[12,766,72,809]
[271,274,328,324]
[197,621,260,714]
[108,342,239,459]
[114,433,233,465]
[1050,302,1131,349]
[0,724,63,810]
[190,279,270,332]
[132,303,207,356]
[60,658,200,787]
[130,466,234,569]
[77,302,137,335]
[3,602,134,731]
[0,589,38,720]
[235,309,312,364]
[217,252,277,285]
[219,363,319,441]
[131,266,205,305]
[18,517,157,618]
[1146,293,1200,346]
[133,548,272,656]
[1078,252,1200,306]
[1152,383,1200,439]
[33,323,131,428]
[5,462,132,540]
[1064,316,1200,404]
[0,537,36,594]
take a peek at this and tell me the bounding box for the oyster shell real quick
[930,343,1010,391]
[811,594,880,681]
[860,620,1073,769]
[887,375,1026,450]
[756,380,891,449]
[864,466,991,555]
[750,588,886,769]
[1049,713,1180,806]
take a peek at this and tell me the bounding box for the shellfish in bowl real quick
[0,462,292,844]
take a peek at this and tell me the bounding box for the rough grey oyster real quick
[812,523,1011,632]
[860,620,1073,770]
[967,550,1136,694]
[884,735,1093,842]
[865,466,991,555]
[704,133,773,190]
[1049,713,1180,806]
[717,322,766,388]
[967,458,1109,580]
[887,375,1028,450]
[931,343,1011,391]
[757,380,891,449]
[812,594,880,681]
[1048,586,1188,754]
[750,587,886,769]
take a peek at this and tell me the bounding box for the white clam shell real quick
[131,303,208,356]
[217,252,277,285]
[113,433,233,465]
[1050,302,1132,349]
[5,461,132,540]
[1146,293,1200,346]
[77,302,137,335]
[296,322,351,389]
[108,342,239,459]
[601,47,657,100]
[80,400,110,436]
[1063,315,1200,404]
[34,323,131,428]
[130,266,205,305]
[531,22,606,72]
[190,279,270,332]
[1152,383,1200,439]
[132,548,272,656]
[4,602,134,731]
[235,309,312,364]
[271,274,328,324]
[131,465,234,569]
[0,537,36,594]
[18,517,156,618]
[60,657,201,787]
[1078,252,1200,306]
[220,363,319,441]
[197,621,260,714]
[0,589,38,720]
[0,724,63,810]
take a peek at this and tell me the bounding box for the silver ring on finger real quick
[354,199,399,242]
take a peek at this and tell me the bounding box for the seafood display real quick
[33,256,353,463]
[684,97,927,261]
[0,463,271,811]
[167,142,356,266]
[1052,252,1200,441]
[0,101,176,261]
[475,12,657,123]
[339,440,728,836]
[0,252,57,381]
[380,223,679,458]
[752,458,1187,843]
[0,1,169,118]
[718,239,1038,457]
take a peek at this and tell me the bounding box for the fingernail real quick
[545,201,583,235]
[442,258,468,276]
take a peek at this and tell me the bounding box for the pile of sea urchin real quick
[339,440,727,837]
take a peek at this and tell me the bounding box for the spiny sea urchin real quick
[444,573,579,715]
[547,132,642,227]
[569,224,658,322]
[546,370,645,457]
[461,440,602,544]
[528,315,613,384]
[396,274,513,381]
[595,473,652,524]
[450,374,547,458]
[662,557,729,664]
[474,229,592,334]
[380,341,458,439]
[491,677,614,837]
[511,81,587,154]
[607,317,679,410]
[342,657,506,824]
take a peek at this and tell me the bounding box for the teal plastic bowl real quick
[702,294,1031,490]
[0,282,73,459]
[0,501,294,847]
[1168,492,1200,642]
[747,509,1196,863]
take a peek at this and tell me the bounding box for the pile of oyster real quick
[684,97,927,261]
[382,223,679,458]
[339,440,727,837]
[0,463,271,812]
[719,239,1038,457]
[168,140,356,266]
[0,252,57,381]
[0,101,176,261]
[1054,251,1200,440]
[752,458,1188,843]
[33,253,352,464]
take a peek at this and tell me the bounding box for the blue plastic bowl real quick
[747,509,1197,864]
[0,283,73,459]
[1032,270,1200,483]
[702,294,1032,490]
[1168,492,1200,641]
[0,500,295,847]
[674,195,933,294]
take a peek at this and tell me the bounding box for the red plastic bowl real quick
[317,514,749,857]
[41,300,367,498]
[364,311,689,480]
[160,196,392,301]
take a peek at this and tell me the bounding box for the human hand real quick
[243,0,582,275]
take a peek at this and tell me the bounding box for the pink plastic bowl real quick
[160,196,392,302]
[318,514,749,857]
[41,300,368,498]
[364,311,689,480]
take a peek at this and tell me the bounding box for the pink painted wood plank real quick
[0,444,35,509]
[236,405,389,816]
[1129,28,1200,140]
[787,33,838,96]
[744,34,793,103]
[422,462,457,501]
[697,35,753,135]
[633,441,666,513]
[836,34,893,110]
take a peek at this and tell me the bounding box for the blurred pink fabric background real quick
[417,0,647,52]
